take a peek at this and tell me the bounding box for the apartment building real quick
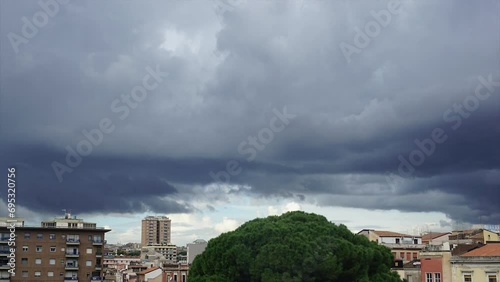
[187,239,207,264]
[358,229,424,262]
[422,232,451,245]
[141,244,177,263]
[141,216,171,246]
[450,242,500,282]
[449,229,500,245]
[0,213,110,282]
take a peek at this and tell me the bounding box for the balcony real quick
[381,242,426,250]
[65,263,79,270]
[92,239,104,246]
[96,251,102,257]
[64,277,78,281]
[0,265,8,270]
[65,251,80,257]
[91,277,103,281]
[0,250,9,256]
[95,264,102,270]
[66,238,80,245]
[0,238,9,244]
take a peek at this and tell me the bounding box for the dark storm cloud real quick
[1,0,499,224]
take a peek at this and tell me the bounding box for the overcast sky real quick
[1,0,499,245]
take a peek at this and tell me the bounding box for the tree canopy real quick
[189,211,402,282]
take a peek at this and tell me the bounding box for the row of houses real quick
[101,239,207,282]
[358,228,500,282]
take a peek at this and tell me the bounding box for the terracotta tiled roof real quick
[373,230,419,238]
[451,243,483,256]
[137,266,160,275]
[461,243,500,257]
[422,232,450,241]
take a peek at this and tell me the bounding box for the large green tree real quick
[189,211,402,282]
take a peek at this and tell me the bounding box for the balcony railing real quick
[381,242,426,249]
[64,277,78,280]
[66,238,80,244]
[65,263,79,269]
[65,251,80,256]
[91,277,103,281]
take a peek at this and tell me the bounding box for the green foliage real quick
[189,211,402,282]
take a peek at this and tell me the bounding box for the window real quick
[22,245,28,252]
[414,239,418,244]
[89,235,92,241]
[50,246,56,252]
[49,234,55,240]
[35,258,41,264]
[48,271,54,277]
[37,233,43,239]
[49,258,55,265]
[435,273,441,282]
[426,273,433,282]
[86,248,93,254]
[34,271,41,277]
[86,260,92,266]
[395,238,401,244]
[413,252,418,259]
[22,271,28,277]
[36,246,42,252]
[24,233,30,239]
[489,275,497,282]
[21,258,28,265]
[464,275,472,282]
[67,234,79,242]
[93,235,102,242]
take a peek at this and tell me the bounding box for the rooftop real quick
[361,229,420,238]
[422,232,450,241]
[461,242,500,257]
[137,266,160,275]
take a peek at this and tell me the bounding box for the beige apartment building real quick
[141,216,171,246]
[0,213,110,282]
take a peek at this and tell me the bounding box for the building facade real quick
[450,243,500,282]
[358,229,424,262]
[449,229,500,245]
[420,251,452,282]
[186,239,207,265]
[141,216,171,247]
[0,213,110,282]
